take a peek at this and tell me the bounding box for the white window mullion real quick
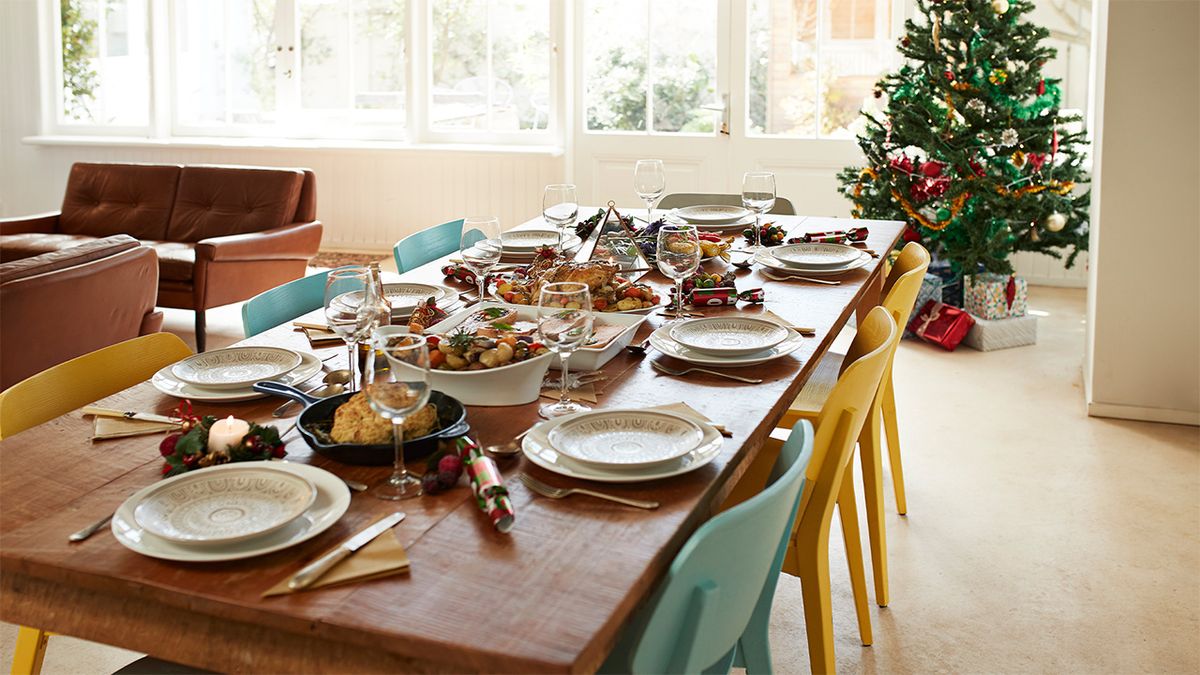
[815,0,827,137]
[149,0,170,137]
[275,0,299,122]
[644,0,653,132]
[410,0,427,142]
[485,0,494,131]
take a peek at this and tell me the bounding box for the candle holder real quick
[158,401,286,478]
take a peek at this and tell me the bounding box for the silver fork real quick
[761,271,842,285]
[520,474,659,510]
[650,359,763,384]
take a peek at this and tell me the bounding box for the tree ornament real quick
[1030,226,1041,241]
[966,98,986,115]
[944,70,955,81]
[1010,150,1027,168]
[989,69,1008,85]
[873,87,883,99]
[1037,79,1047,95]
[992,0,1009,13]
[1045,212,1067,232]
[1001,128,1019,146]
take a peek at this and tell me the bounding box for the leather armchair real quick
[0,235,162,390]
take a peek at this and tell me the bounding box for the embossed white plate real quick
[133,466,317,545]
[113,462,351,562]
[152,351,322,402]
[547,410,705,468]
[333,283,452,316]
[648,324,805,367]
[673,205,752,225]
[669,317,790,357]
[770,243,863,268]
[753,249,872,276]
[171,347,302,389]
[502,229,582,251]
[523,411,723,483]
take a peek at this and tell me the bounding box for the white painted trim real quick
[1024,276,1087,289]
[1084,0,1110,409]
[21,134,563,156]
[1087,401,1200,427]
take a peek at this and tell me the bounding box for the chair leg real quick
[881,375,908,515]
[194,310,207,353]
[795,545,837,675]
[858,406,890,607]
[12,626,49,675]
[836,467,874,646]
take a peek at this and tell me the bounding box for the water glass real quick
[537,282,593,419]
[543,184,579,249]
[742,171,777,251]
[364,327,431,500]
[656,226,701,317]
[461,216,503,303]
[324,267,372,390]
[634,159,666,224]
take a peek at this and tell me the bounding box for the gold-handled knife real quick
[81,406,181,425]
[288,512,406,590]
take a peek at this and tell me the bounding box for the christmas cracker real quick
[454,437,514,534]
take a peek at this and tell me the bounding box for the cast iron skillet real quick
[253,381,469,466]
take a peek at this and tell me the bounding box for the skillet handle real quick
[253,381,321,405]
[438,419,471,440]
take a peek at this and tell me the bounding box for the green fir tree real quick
[838,0,1090,276]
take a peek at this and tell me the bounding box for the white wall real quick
[1085,0,1200,425]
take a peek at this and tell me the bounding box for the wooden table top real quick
[0,214,904,673]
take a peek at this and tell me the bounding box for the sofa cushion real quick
[166,166,305,242]
[60,163,181,240]
[144,241,196,281]
[0,234,140,284]
[0,233,100,263]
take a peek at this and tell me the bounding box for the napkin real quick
[539,382,599,403]
[300,326,344,347]
[262,528,410,597]
[648,402,730,437]
[92,416,179,441]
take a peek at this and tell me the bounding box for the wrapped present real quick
[964,273,1028,320]
[928,259,964,307]
[903,273,945,339]
[908,300,975,351]
[962,314,1037,351]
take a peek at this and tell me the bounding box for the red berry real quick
[421,472,441,494]
[272,445,287,458]
[438,454,463,477]
[437,470,459,490]
[159,433,180,457]
[161,462,172,475]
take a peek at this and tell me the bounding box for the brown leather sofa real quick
[0,235,162,390]
[0,162,323,351]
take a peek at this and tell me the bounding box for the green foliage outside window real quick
[61,0,99,121]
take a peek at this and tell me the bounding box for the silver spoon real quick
[272,370,352,417]
[484,427,536,457]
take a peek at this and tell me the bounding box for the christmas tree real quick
[838,0,1090,276]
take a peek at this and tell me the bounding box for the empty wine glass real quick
[364,327,431,500]
[461,217,502,304]
[742,171,777,251]
[634,159,666,224]
[543,184,579,249]
[324,267,372,390]
[656,225,701,318]
[537,282,594,419]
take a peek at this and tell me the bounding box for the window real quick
[583,0,719,134]
[747,0,896,138]
[57,0,150,127]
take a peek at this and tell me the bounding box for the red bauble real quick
[920,160,945,177]
[1037,79,1046,95]
[889,156,914,174]
[1027,152,1047,172]
[943,70,955,81]
[902,226,922,242]
[926,178,950,199]
[159,433,180,457]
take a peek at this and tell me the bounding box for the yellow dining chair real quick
[779,242,930,610]
[1,332,192,675]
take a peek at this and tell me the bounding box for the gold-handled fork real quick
[520,474,659,510]
[650,360,763,384]
[760,271,842,285]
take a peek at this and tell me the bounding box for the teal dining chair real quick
[241,266,357,338]
[600,421,814,674]
[393,218,470,273]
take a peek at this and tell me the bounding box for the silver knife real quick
[288,512,406,590]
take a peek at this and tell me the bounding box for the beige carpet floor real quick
[2,287,1197,674]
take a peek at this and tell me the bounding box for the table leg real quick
[856,267,884,323]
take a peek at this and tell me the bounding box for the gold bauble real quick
[1045,212,1067,232]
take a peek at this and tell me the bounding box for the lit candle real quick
[207,416,250,453]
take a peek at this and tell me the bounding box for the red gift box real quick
[907,300,975,351]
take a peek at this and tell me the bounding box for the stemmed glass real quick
[537,282,594,419]
[656,225,701,319]
[364,327,431,500]
[634,159,666,224]
[543,184,579,249]
[461,216,502,304]
[742,171,777,251]
[324,267,372,390]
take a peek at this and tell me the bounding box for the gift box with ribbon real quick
[964,273,1028,320]
[908,300,975,351]
[904,273,944,339]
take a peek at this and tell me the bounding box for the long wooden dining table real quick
[0,213,904,673]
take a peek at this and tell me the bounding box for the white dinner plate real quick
[112,461,351,562]
[668,212,756,231]
[547,410,705,469]
[669,317,790,357]
[770,243,863,269]
[334,283,452,316]
[133,465,317,545]
[672,205,752,225]
[753,249,871,277]
[522,412,723,483]
[502,229,582,251]
[171,347,302,389]
[152,351,322,402]
[648,324,805,367]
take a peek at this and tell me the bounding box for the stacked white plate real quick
[755,243,871,277]
[153,347,322,402]
[523,409,724,482]
[112,462,351,561]
[332,283,459,322]
[648,321,805,367]
[669,317,790,357]
[500,229,583,262]
[668,205,756,231]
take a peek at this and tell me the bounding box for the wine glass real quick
[461,217,502,304]
[537,282,594,419]
[324,267,372,390]
[364,327,431,500]
[742,171,777,251]
[656,225,701,319]
[634,159,666,225]
[543,184,579,249]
